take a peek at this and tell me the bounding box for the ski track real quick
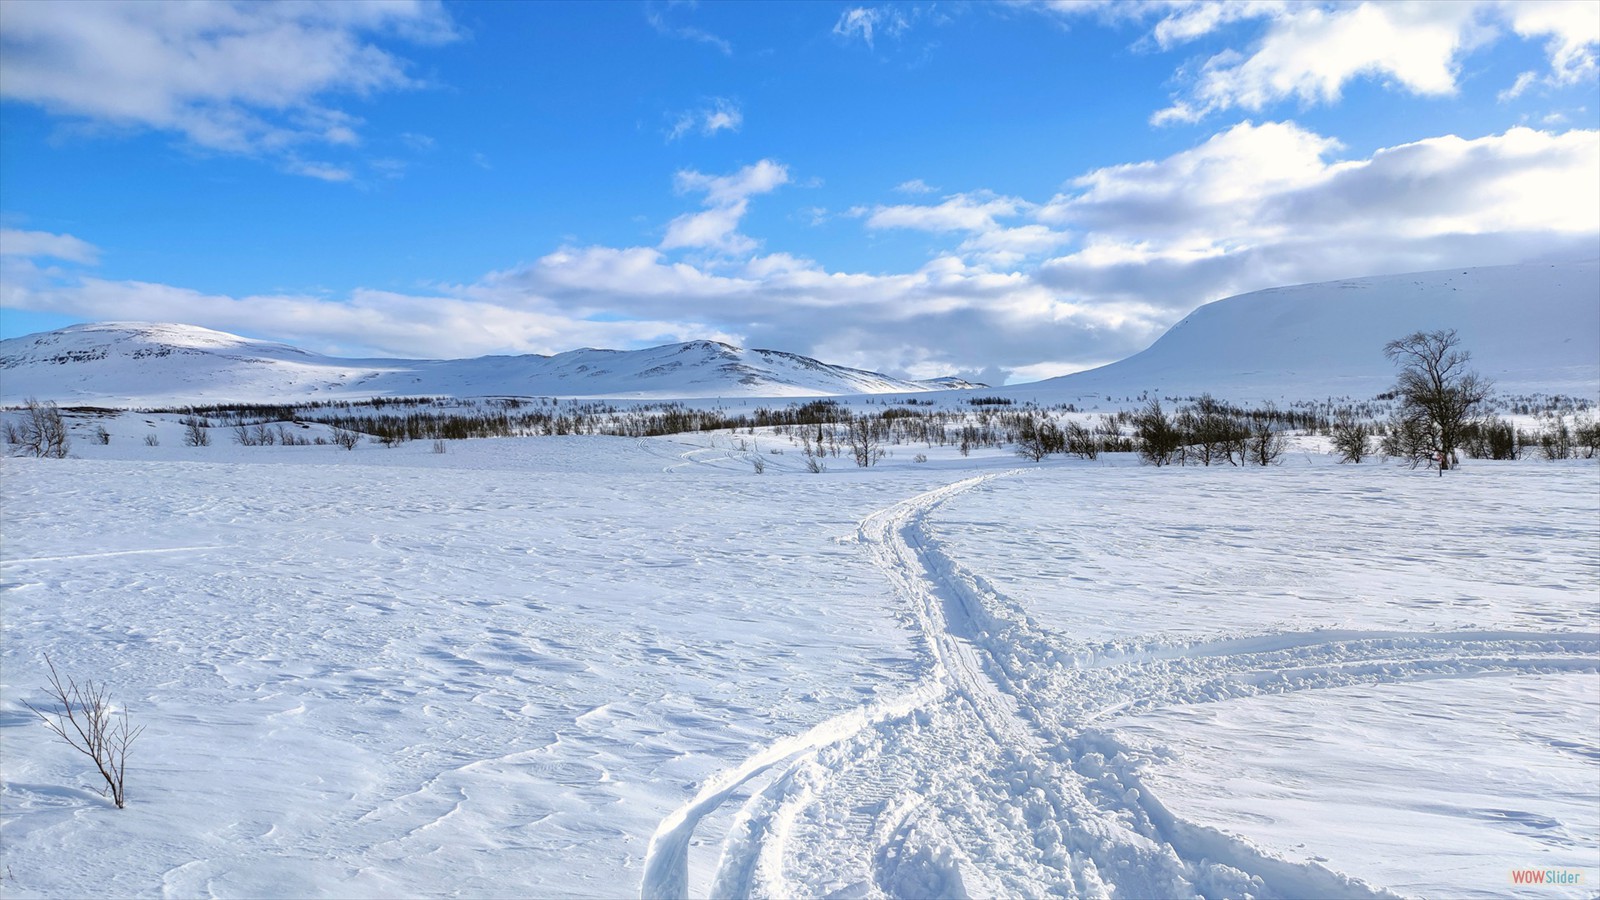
[641,472,1599,899]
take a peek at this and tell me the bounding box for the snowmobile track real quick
[642,472,1596,899]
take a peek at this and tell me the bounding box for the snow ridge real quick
[643,472,1600,898]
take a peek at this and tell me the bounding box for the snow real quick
[2,259,1597,898]
[1,436,944,898]
[2,424,1595,898]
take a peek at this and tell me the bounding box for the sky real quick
[1,0,1596,384]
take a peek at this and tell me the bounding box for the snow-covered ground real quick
[2,425,1596,898]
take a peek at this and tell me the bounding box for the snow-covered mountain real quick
[1017,260,1599,403]
[0,323,974,405]
[5,261,1592,407]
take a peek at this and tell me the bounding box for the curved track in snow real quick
[641,473,1598,898]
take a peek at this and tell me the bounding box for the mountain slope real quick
[1016,260,1599,403]
[0,324,969,405]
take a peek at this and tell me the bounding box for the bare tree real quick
[1330,416,1373,463]
[1177,395,1245,466]
[24,655,145,809]
[1384,329,1491,475]
[1575,412,1600,459]
[846,415,884,467]
[12,398,71,458]
[1134,399,1182,466]
[331,427,362,450]
[1063,419,1099,460]
[1014,414,1062,462]
[181,416,210,447]
[1380,410,1434,468]
[1244,419,1285,466]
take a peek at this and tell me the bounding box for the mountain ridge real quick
[1006,259,1599,404]
[0,323,981,406]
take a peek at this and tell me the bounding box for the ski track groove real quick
[641,472,1598,899]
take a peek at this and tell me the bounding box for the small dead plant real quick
[23,655,145,808]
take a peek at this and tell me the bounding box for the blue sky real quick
[2,1,1596,383]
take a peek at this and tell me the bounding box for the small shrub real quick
[432,439,447,454]
[143,433,160,447]
[24,655,144,809]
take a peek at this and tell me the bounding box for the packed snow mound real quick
[1018,260,1599,403]
[0,324,970,405]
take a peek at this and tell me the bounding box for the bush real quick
[1330,417,1373,463]
[1134,400,1182,466]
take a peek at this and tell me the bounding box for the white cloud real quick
[660,160,790,254]
[645,6,733,56]
[894,178,939,194]
[5,127,1595,383]
[0,229,100,264]
[1501,0,1600,89]
[860,191,1030,233]
[666,98,743,141]
[1144,1,1289,49]
[0,0,455,176]
[833,6,909,49]
[860,191,1069,266]
[1029,1,1598,124]
[1152,2,1490,124]
[1035,122,1600,312]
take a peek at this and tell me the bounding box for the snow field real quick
[2,426,1596,899]
[0,438,950,898]
[928,463,1600,897]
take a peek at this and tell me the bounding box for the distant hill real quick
[0,323,980,406]
[1010,260,1599,405]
